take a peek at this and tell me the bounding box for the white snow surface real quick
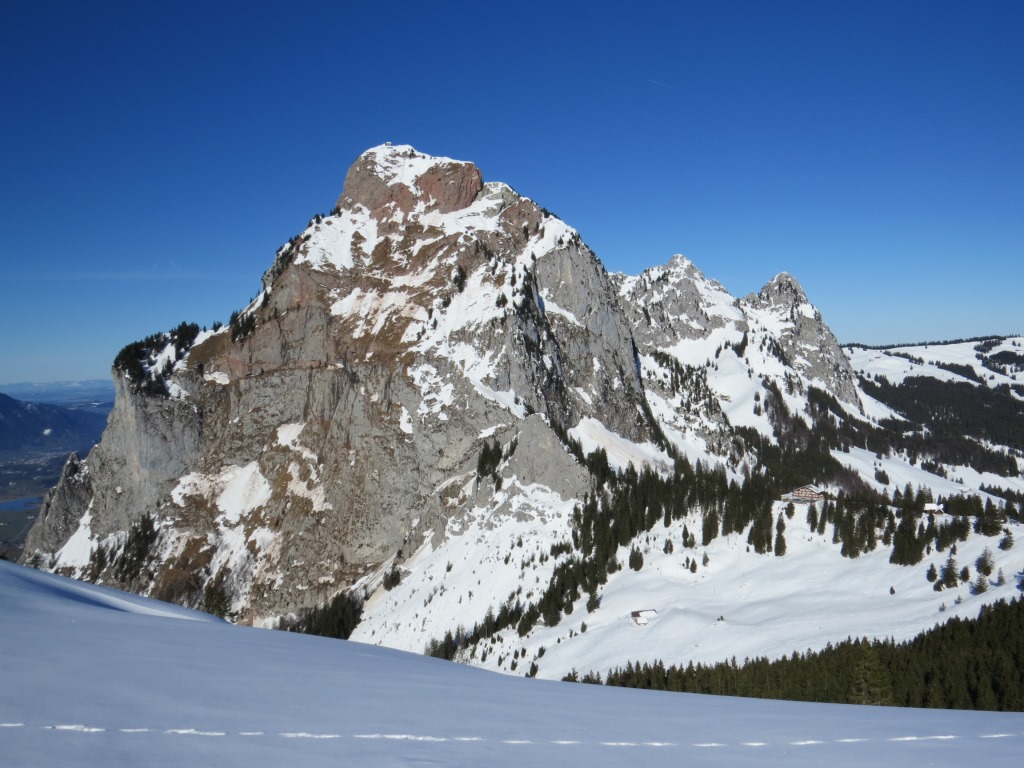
[203,370,230,385]
[173,462,271,525]
[53,504,95,569]
[529,504,1024,681]
[352,474,580,654]
[832,446,1014,501]
[569,417,672,473]
[4,559,1022,768]
[847,338,1024,391]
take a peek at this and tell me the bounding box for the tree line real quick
[595,598,1024,711]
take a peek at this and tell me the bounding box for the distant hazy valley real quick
[0,380,113,558]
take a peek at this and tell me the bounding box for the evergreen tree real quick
[849,643,894,706]
[702,509,719,546]
[976,547,995,577]
[774,510,787,557]
[972,574,989,594]
[383,566,402,590]
[628,546,644,571]
[774,531,787,557]
[299,590,363,640]
[940,551,959,589]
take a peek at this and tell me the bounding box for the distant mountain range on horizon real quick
[0,380,115,405]
[0,393,108,458]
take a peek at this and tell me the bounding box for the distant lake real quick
[0,497,43,513]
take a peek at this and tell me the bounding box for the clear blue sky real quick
[2,1,1021,383]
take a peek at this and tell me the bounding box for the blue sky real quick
[1,1,1021,383]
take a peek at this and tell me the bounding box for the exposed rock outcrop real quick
[22,143,861,632]
[21,145,655,621]
[743,272,860,405]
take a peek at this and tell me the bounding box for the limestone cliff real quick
[23,144,863,635]
[22,145,653,623]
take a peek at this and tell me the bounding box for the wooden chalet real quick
[782,484,826,503]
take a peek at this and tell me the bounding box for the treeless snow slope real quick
[2,561,1022,767]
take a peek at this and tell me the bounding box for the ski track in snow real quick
[23,721,1024,749]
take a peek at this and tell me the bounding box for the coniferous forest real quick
[595,598,1024,711]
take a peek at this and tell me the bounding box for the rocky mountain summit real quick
[24,144,663,620]
[21,145,1022,680]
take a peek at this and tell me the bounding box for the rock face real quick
[614,255,744,351]
[615,257,858,408]
[21,454,91,557]
[22,143,860,630]
[743,273,860,405]
[339,145,484,215]
[611,255,860,458]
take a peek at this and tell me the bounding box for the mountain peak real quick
[748,272,813,314]
[761,271,807,302]
[338,143,483,215]
[620,254,711,291]
[667,253,695,269]
[665,253,704,278]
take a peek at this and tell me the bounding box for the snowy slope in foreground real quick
[2,562,1022,767]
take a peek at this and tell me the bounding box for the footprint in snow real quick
[280,732,341,739]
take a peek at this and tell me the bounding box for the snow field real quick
[569,416,672,474]
[832,446,1024,500]
[525,500,1024,681]
[848,338,1024,391]
[4,560,1023,768]
[346,408,1024,685]
[351,473,581,656]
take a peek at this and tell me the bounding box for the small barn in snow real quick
[630,609,658,626]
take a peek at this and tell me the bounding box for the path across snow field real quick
[3,561,1022,767]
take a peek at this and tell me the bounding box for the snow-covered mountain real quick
[20,144,1024,684]
[4,560,1022,768]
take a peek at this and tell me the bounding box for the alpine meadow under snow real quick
[3,560,1023,768]
[12,144,1024,749]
